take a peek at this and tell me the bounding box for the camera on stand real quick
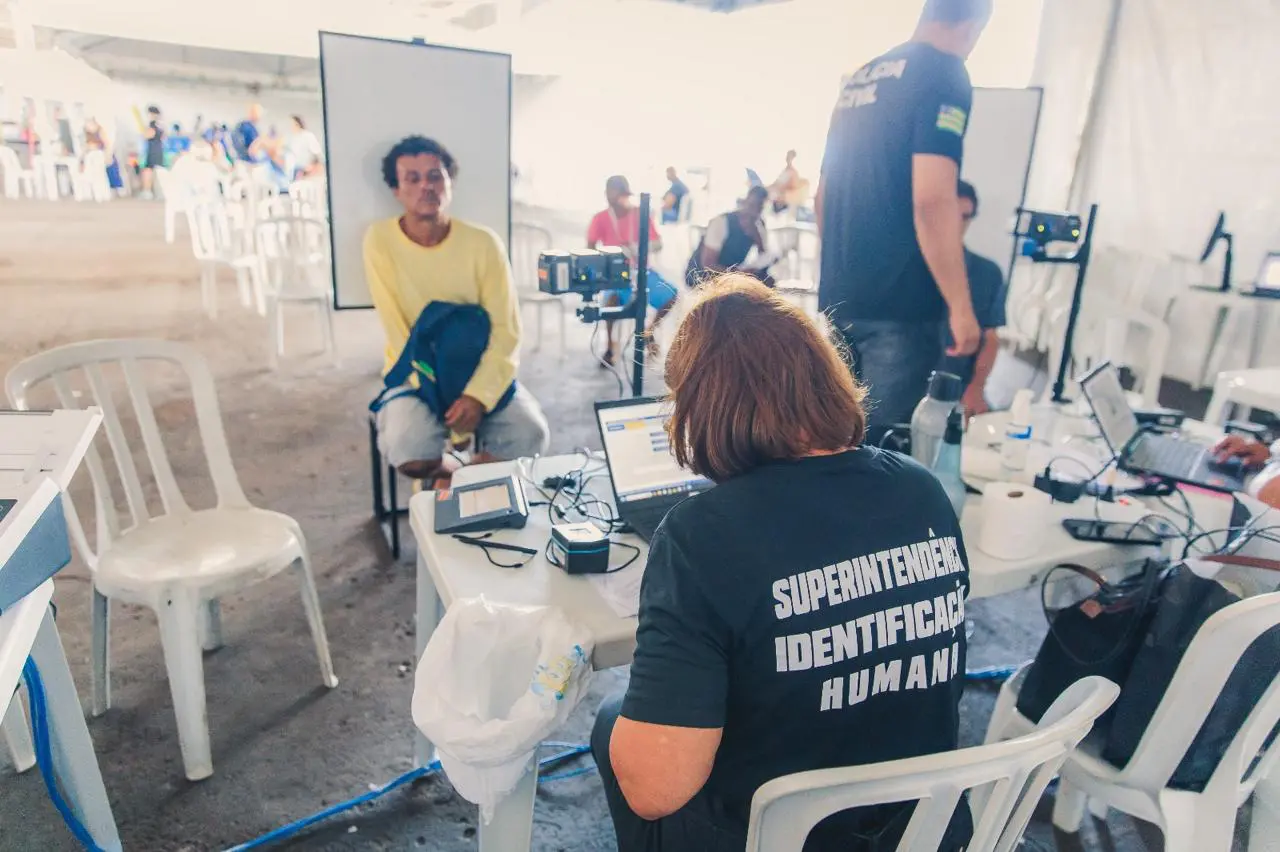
[533,192,657,397]
[537,247,633,322]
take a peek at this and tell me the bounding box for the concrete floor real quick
[0,199,1246,851]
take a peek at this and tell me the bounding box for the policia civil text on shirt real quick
[592,276,971,852]
[816,0,993,446]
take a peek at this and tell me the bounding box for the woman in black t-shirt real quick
[591,274,971,852]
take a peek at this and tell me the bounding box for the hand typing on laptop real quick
[1214,435,1273,470]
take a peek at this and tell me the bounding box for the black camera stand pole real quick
[1041,203,1099,404]
[630,193,652,398]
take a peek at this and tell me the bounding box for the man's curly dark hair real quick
[381,135,459,189]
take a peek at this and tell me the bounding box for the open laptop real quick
[1079,362,1248,493]
[1248,251,1280,299]
[594,397,714,542]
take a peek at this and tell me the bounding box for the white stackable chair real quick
[1204,368,1280,427]
[511,223,564,352]
[255,216,336,368]
[985,592,1280,852]
[186,200,265,318]
[1042,299,1170,407]
[2,693,35,773]
[746,676,1118,852]
[0,146,37,200]
[5,340,339,781]
[287,178,328,219]
[73,151,111,203]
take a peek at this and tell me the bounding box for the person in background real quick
[140,105,165,199]
[364,135,549,486]
[768,149,801,213]
[593,275,971,852]
[233,103,262,162]
[287,115,325,179]
[165,123,192,162]
[816,0,991,446]
[661,166,689,224]
[1214,435,1280,509]
[938,180,1006,416]
[586,175,680,363]
[686,186,774,288]
[82,117,122,192]
[53,105,76,156]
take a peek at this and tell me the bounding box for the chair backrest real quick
[5,340,249,569]
[745,676,1119,852]
[510,223,553,295]
[256,216,331,300]
[1,145,24,172]
[82,150,105,173]
[288,179,328,219]
[1114,590,1280,800]
[1205,368,1280,426]
[186,200,242,262]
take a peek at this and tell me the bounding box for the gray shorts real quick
[376,385,550,467]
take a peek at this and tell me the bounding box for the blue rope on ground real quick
[964,663,1025,681]
[221,742,595,851]
[22,657,108,852]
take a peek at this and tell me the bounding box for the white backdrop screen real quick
[962,87,1043,273]
[320,32,511,309]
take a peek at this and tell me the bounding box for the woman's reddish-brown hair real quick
[664,274,868,482]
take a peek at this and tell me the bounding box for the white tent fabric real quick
[1029,0,1280,383]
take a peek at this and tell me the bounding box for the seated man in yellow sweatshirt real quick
[365,135,549,482]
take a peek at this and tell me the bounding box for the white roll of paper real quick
[978,482,1051,561]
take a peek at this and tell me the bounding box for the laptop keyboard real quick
[1129,437,1204,476]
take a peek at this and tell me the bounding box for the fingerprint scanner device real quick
[433,474,529,535]
[1133,406,1186,430]
[550,523,611,575]
[595,397,714,543]
[1080,362,1247,494]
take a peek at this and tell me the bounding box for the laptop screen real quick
[1258,252,1280,291]
[1080,363,1140,454]
[595,399,712,504]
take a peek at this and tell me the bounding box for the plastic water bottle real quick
[1001,389,1034,472]
[911,371,964,466]
[932,407,967,518]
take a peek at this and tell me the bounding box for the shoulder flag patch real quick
[936,105,968,136]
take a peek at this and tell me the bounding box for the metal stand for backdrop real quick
[630,193,652,398]
[1042,204,1100,404]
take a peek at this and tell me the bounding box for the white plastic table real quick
[1,577,122,850]
[410,456,645,852]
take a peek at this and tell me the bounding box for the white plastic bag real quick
[412,597,594,821]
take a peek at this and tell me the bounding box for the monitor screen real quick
[1080,364,1140,454]
[596,400,712,503]
[1258,253,1280,290]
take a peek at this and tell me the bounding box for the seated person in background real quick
[768,149,802,213]
[661,166,689,224]
[593,275,971,852]
[365,135,549,484]
[1215,434,1280,508]
[287,115,325,179]
[587,175,680,363]
[686,186,774,288]
[937,180,1006,416]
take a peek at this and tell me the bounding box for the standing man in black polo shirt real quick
[817,0,992,446]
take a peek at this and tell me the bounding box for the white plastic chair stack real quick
[73,151,112,203]
[4,340,339,781]
[186,200,264,318]
[746,676,1118,852]
[0,146,37,200]
[255,216,337,368]
[288,178,328,220]
[511,223,563,352]
[986,591,1280,852]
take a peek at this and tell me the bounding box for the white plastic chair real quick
[985,592,1280,852]
[0,146,37,200]
[746,676,1119,852]
[73,150,111,203]
[5,339,339,781]
[255,216,336,368]
[186,200,264,318]
[1042,299,1170,407]
[2,692,35,773]
[511,223,563,352]
[1204,368,1280,427]
[287,178,328,219]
